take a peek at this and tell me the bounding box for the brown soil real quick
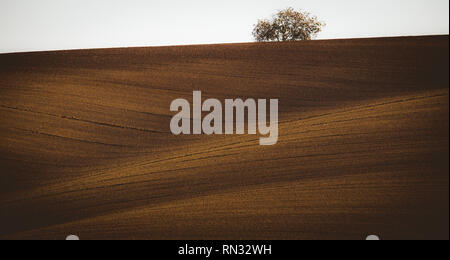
[0,36,448,240]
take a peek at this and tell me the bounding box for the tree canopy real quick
[253,8,325,42]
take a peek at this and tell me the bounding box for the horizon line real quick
[1,34,448,55]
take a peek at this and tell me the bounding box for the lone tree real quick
[253,8,325,42]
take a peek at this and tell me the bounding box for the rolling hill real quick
[0,36,448,240]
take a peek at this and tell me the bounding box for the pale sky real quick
[0,0,448,53]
